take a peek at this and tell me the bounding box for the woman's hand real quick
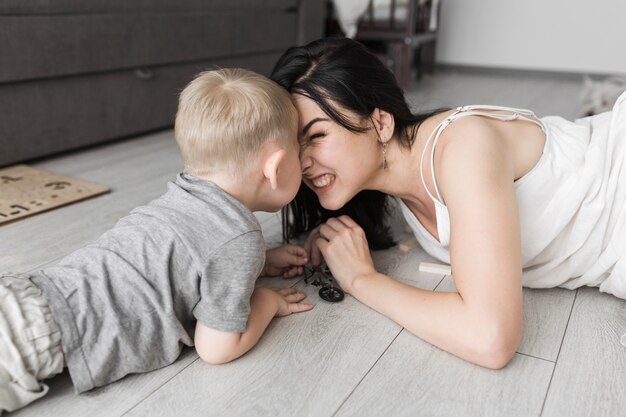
[262,244,308,278]
[315,215,377,294]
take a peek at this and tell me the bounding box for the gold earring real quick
[382,142,388,170]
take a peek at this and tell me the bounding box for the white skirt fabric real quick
[516,90,626,299]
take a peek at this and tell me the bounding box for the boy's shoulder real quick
[124,173,261,245]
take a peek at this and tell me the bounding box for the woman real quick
[270,37,626,368]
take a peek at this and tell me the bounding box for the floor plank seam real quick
[432,275,448,291]
[538,288,578,416]
[514,351,555,364]
[26,255,67,274]
[120,353,200,417]
[330,329,403,417]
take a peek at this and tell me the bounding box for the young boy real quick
[0,68,312,414]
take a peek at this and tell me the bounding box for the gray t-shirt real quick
[31,173,266,392]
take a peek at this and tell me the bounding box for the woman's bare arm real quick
[317,125,523,369]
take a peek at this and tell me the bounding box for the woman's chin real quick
[319,196,345,211]
[309,181,350,211]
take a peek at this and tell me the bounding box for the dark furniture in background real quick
[354,0,440,88]
[0,0,325,167]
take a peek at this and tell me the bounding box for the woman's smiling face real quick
[293,93,382,210]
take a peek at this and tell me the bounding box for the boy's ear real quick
[371,108,395,143]
[263,148,287,190]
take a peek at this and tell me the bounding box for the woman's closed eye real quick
[300,133,325,148]
[308,132,326,141]
[299,130,327,149]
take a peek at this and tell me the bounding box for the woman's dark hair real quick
[270,37,446,249]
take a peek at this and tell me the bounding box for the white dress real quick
[397,90,626,299]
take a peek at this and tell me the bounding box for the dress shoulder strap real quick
[419,105,546,205]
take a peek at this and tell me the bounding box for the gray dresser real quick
[0,0,325,166]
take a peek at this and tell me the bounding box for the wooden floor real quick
[3,68,625,417]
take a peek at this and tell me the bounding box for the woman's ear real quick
[371,108,395,143]
[263,148,287,190]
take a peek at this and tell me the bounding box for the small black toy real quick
[303,264,345,302]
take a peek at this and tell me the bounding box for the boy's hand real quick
[262,244,308,278]
[270,287,313,317]
[304,225,324,267]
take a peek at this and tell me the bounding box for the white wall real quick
[435,0,626,74]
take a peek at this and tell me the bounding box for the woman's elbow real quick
[473,324,521,369]
[478,345,516,370]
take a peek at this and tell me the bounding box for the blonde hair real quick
[175,68,297,176]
